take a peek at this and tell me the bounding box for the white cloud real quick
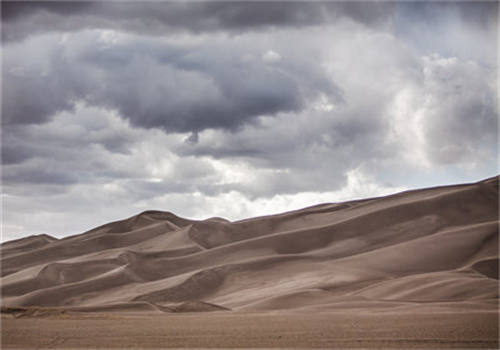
[261,50,281,63]
[388,54,496,168]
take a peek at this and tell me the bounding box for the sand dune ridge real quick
[1,176,498,313]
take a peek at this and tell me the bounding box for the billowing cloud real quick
[3,29,341,133]
[388,55,497,166]
[1,2,497,241]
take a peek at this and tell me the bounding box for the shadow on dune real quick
[1,176,498,313]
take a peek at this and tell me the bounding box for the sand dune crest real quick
[1,176,498,313]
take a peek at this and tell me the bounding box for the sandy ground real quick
[2,311,499,349]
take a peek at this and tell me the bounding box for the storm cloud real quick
[2,2,396,41]
[1,1,497,241]
[3,29,340,133]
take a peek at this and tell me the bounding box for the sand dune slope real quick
[1,176,498,313]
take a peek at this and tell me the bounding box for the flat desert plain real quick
[1,177,499,348]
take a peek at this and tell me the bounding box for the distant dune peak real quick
[1,177,498,313]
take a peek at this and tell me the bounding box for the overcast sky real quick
[1,1,498,241]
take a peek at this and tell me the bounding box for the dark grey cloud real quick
[3,30,341,135]
[4,1,495,45]
[2,1,94,20]
[2,107,140,165]
[1,108,148,191]
[3,162,78,185]
[2,2,395,42]
[394,1,498,30]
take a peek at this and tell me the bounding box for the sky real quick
[1,1,498,241]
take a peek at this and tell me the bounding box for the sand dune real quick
[1,176,498,314]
